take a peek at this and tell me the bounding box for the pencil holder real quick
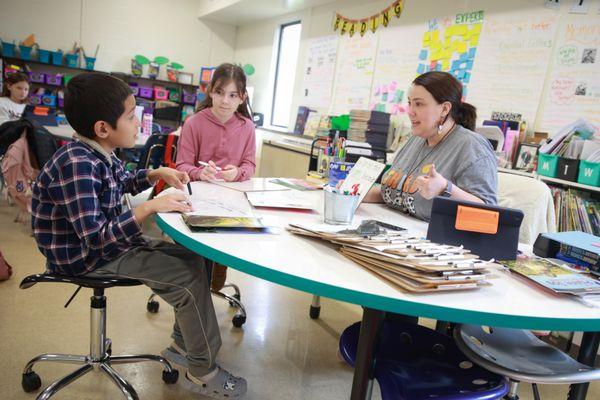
[84,56,96,70]
[51,50,63,66]
[324,189,359,225]
[1,41,16,57]
[66,53,79,68]
[328,161,355,188]
[37,49,50,63]
[19,45,33,60]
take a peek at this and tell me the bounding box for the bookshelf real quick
[498,167,600,194]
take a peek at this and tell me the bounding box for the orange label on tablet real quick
[455,205,499,235]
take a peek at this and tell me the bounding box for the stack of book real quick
[551,188,600,236]
[287,222,493,293]
[348,110,391,150]
[542,231,600,276]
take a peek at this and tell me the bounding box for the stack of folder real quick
[348,110,391,150]
[287,223,493,293]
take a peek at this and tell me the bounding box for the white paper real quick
[211,178,290,193]
[159,186,254,217]
[246,191,316,210]
[339,157,386,206]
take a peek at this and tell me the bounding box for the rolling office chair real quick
[339,320,509,400]
[20,274,178,400]
[454,324,600,400]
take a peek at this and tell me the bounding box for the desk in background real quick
[156,182,600,400]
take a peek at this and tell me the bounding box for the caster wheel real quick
[162,369,179,384]
[232,314,246,328]
[147,300,160,313]
[22,371,42,392]
[309,305,320,319]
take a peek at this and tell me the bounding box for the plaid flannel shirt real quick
[31,140,152,275]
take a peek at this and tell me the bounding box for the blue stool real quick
[339,321,509,400]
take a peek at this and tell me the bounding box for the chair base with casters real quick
[454,324,600,400]
[339,320,509,400]
[146,282,247,327]
[20,274,179,400]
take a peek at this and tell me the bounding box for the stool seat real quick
[340,321,509,400]
[20,273,142,289]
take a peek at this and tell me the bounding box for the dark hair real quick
[412,71,477,131]
[64,72,132,139]
[1,72,29,101]
[196,63,251,119]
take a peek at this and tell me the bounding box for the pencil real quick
[197,160,222,171]
[187,182,192,195]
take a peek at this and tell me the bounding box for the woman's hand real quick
[220,165,239,182]
[414,164,448,199]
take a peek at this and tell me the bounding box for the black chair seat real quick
[20,274,143,290]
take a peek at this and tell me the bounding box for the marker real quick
[197,160,222,171]
[187,182,192,195]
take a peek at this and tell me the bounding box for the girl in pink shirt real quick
[176,63,256,182]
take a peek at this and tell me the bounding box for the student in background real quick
[31,73,247,399]
[176,63,256,291]
[363,71,497,221]
[0,72,30,125]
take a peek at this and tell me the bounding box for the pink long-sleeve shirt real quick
[176,108,256,181]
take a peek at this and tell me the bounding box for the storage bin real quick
[4,67,19,78]
[28,72,46,83]
[37,49,50,63]
[66,53,79,68]
[1,41,16,57]
[51,51,63,65]
[63,74,74,86]
[168,88,180,102]
[536,153,559,178]
[41,94,57,107]
[19,45,33,60]
[84,56,95,70]
[129,83,139,96]
[45,74,63,86]
[29,94,43,105]
[577,160,600,187]
[154,87,169,100]
[58,97,64,108]
[138,86,153,99]
[556,157,579,182]
[182,90,196,105]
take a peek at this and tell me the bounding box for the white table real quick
[156,182,600,400]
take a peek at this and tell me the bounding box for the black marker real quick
[187,182,192,195]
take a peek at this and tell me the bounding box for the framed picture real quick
[514,143,540,172]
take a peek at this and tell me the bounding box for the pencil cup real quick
[324,190,359,225]
[328,161,355,188]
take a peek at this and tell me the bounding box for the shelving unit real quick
[498,167,600,194]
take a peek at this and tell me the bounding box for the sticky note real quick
[464,72,471,83]
[421,164,432,174]
[468,48,476,58]
[419,49,428,60]
[417,64,426,74]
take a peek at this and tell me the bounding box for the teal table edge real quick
[156,215,600,332]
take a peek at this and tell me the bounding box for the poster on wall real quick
[415,10,484,98]
[540,18,600,133]
[468,11,559,129]
[300,35,338,109]
[369,25,423,115]
[330,33,378,115]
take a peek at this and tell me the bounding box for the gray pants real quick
[88,239,222,376]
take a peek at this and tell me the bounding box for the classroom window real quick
[271,21,302,128]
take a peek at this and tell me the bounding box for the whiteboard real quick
[540,16,600,133]
[300,35,338,109]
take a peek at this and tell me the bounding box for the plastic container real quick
[51,50,63,66]
[1,41,16,57]
[28,72,46,83]
[139,86,153,99]
[37,49,50,63]
[556,157,579,182]
[154,87,169,100]
[66,53,79,68]
[41,94,57,107]
[577,160,600,187]
[29,94,43,105]
[45,73,63,86]
[129,83,139,96]
[19,45,33,60]
[168,88,180,102]
[84,56,95,70]
[63,74,74,86]
[536,153,559,178]
[182,90,196,105]
[323,189,360,225]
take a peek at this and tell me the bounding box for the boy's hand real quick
[149,167,189,190]
[220,165,238,182]
[134,193,192,223]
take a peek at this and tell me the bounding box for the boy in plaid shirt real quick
[31,72,246,398]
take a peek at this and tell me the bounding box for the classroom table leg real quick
[350,307,385,400]
[567,332,600,400]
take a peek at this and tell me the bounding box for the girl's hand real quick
[220,165,239,182]
[414,164,448,200]
[199,161,220,181]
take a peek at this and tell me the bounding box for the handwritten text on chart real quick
[549,77,575,105]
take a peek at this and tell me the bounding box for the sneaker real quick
[181,368,247,399]
[161,343,188,370]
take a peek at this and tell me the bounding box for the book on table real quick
[182,215,267,232]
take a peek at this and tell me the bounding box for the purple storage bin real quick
[182,90,196,105]
[139,86,153,99]
[129,83,139,96]
[58,97,64,108]
[29,94,43,105]
[29,72,46,83]
[45,73,63,86]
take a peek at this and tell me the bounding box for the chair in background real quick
[497,172,556,245]
[476,126,504,151]
[20,274,178,399]
[454,324,600,400]
[339,320,509,400]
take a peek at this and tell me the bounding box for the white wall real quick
[0,0,237,84]
[234,0,600,132]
